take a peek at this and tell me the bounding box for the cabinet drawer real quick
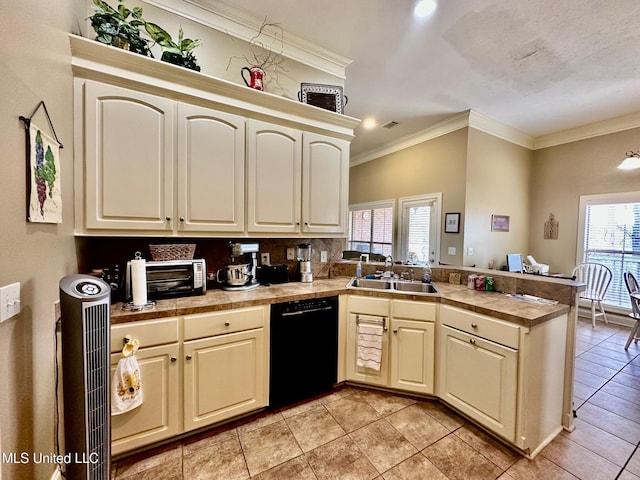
[111,317,179,353]
[441,305,519,349]
[183,306,266,341]
[347,296,390,316]
[392,300,436,321]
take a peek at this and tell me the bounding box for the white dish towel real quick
[356,316,384,371]
[111,355,143,415]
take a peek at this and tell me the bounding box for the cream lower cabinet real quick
[438,322,518,441]
[346,296,391,386]
[110,318,180,456]
[438,305,568,455]
[390,300,435,395]
[182,306,268,431]
[346,296,436,394]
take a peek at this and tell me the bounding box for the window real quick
[398,194,442,265]
[347,201,394,256]
[578,192,640,310]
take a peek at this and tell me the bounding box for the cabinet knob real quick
[471,323,478,329]
[186,354,192,360]
[392,329,398,334]
[469,338,476,345]
[224,321,231,327]
[179,217,185,222]
[166,216,171,221]
[170,356,177,362]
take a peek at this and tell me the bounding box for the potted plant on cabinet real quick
[89,0,151,56]
[144,23,202,72]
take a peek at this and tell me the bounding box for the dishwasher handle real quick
[280,305,334,317]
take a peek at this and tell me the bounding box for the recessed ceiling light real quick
[414,0,437,17]
[362,118,377,129]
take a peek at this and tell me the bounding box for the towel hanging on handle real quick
[111,338,143,415]
[356,315,385,371]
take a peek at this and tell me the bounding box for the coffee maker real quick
[297,243,313,283]
[216,242,260,291]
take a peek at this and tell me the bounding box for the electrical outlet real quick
[260,253,271,265]
[1,282,21,323]
[287,248,295,260]
[320,251,328,263]
[54,300,60,324]
[448,247,456,255]
[467,247,474,256]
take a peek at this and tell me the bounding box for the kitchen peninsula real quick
[109,265,583,460]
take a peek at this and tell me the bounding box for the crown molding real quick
[468,111,535,149]
[142,0,352,79]
[533,111,640,150]
[349,112,471,167]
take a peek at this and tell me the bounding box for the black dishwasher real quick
[269,296,338,408]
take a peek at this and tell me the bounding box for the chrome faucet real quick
[384,255,394,277]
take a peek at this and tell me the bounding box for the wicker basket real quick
[149,244,196,261]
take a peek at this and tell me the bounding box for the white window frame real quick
[398,193,442,265]
[577,191,640,313]
[347,199,395,256]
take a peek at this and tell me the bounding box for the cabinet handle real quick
[186,354,192,360]
[165,216,171,221]
[392,329,398,334]
[469,338,476,345]
[471,323,478,329]
[179,217,185,222]
[170,356,177,362]
[224,321,231,327]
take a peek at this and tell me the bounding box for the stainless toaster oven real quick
[125,258,206,300]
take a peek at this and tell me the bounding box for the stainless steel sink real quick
[347,277,438,295]
[349,278,393,290]
[394,281,438,293]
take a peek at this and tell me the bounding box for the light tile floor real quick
[112,318,640,480]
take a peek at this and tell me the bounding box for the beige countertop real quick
[110,277,571,328]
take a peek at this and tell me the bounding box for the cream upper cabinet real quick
[247,120,350,235]
[177,103,245,233]
[302,133,350,234]
[79,80,175,232]
[247,119,302,233]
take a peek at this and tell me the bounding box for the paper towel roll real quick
[131,258,147,306]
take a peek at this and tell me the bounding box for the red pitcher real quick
[241,66,265,91]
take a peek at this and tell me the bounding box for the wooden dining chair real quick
[623,272,640,350]
[571,263,613,328]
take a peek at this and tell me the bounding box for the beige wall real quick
[349,128,468,263]
[529,127,640,275]
[464,128,533,269]
[0,1,82,479]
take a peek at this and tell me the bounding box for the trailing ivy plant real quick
[89,0,151,57]
[144,23,202,71]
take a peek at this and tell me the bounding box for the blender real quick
[297,243,313,283]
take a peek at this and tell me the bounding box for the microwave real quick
[125,258,206,300]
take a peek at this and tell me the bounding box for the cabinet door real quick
[110,343,180,455]
[247,120,302,233]
[301,133,349,234]
[183,328,266,431]
[177,103,245,233]
[390,319,434,394]
[346,313,390,386]
[82,80,174,231]
[438,325,518,441]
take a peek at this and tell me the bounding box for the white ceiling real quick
[201,0,640,160]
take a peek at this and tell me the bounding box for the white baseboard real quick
[50,466,62,480]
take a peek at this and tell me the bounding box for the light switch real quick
[1,282,21,323]
[448,247,456,255]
